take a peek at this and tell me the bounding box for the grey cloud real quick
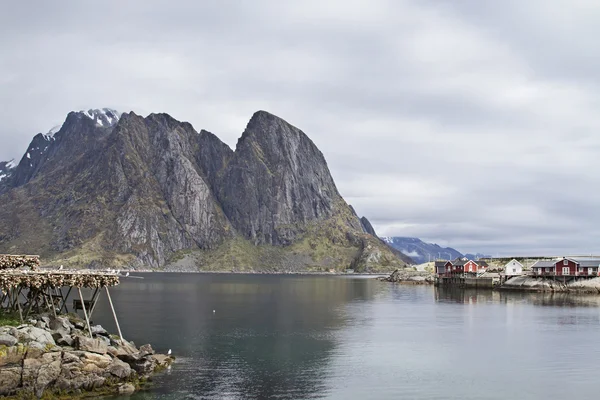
[1,0,599,256]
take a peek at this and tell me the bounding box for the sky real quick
[1,0,599,256]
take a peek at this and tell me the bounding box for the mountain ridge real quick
[0,109,413,271]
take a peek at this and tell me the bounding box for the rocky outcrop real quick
[379,269,435,284]
[0,109,412,271]
[360,216,377,237]
[500,276,600,293]
[0,314,172,398]
[218,111,349,245]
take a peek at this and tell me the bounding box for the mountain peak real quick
[79,108,121,128]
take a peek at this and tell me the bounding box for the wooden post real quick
[15,289,23,324]
[88,288,101,320]
[59,287,72,314]
[77,288,93,337]
[105,287,123,341]
[47,289,57,319]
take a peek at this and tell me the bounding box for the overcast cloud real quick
[1,0,599,256]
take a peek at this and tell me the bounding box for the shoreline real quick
[0,313,173,398]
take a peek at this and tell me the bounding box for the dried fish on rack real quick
[0,255,40,270]
[0,271,120,291]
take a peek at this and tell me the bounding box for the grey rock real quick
[360,216,377,236]
[107,358,132,379]
[91,325,109,337]
[0,366,21,395]
[0,344,26,367]
[25,341,47,359]
[139,343,154,357]
[49,316,73,334]
[0,333,17,347]
[52,331,74,347]
[218,111,347,245]
[76,336,108,355]
[118,382,136,395]
[18,326,55,346]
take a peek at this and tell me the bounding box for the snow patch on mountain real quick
[81,108,121,128]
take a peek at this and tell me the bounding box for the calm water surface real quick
[89,273,600,399]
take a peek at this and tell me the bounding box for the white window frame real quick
[562,266,570,275]
[563,259,568,266]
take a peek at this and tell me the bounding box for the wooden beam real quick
[77,287,93,337]
[105,287,123,341]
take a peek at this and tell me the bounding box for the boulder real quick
[25,342,47,359]
[131,357,157,376]
[0,366,21,395]
[76,336,108,355]
[91,325,109,337]
[79,352,112,369]
[17,326,56,346]
[49,316,74,335]
[0,344,26,367]
[139,344,155,357]
[22,352,61,397]
[107,358,132,379]
[0,334,17,347]
[52,331,74,347]
[118,383,136,395]
[34,355,62,398]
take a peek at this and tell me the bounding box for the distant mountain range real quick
[0,109,412,271]
[381,237,489,264]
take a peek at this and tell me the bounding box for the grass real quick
[0,311,21,327]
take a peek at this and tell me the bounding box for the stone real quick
[79,351,112,369]
[91,325,109,337]
[17,326,56,346]
[131,356,157,376]
[76,336,108,355]
[151,354,172,367]
[34,356,61,398]
[0,344,26,367]
[52,331,74,347]
[139,343,154,357]
[0,366,21,395]
[49,316,74,334]
[107,358,132,379]
[22,352,61,397]
[25,341,47,359]
[0,334,17,347]
[118,383,136,395]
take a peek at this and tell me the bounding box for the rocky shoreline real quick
[378,269,435,284]
[0,313,173,398]
[499,276,600,293]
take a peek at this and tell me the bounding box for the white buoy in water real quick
[213,310,216,313]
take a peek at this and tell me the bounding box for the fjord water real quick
[92,274,600,400]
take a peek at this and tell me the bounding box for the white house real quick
[504,259,523,276]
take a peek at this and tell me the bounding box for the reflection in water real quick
[86,275,600,400]
[92,274,380,400]
[434,286,600,307]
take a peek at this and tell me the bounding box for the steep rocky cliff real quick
[0,109,412,271]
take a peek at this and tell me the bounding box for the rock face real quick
[0,315,173,398]
[219,111,345,245]
[0,109,412,271]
